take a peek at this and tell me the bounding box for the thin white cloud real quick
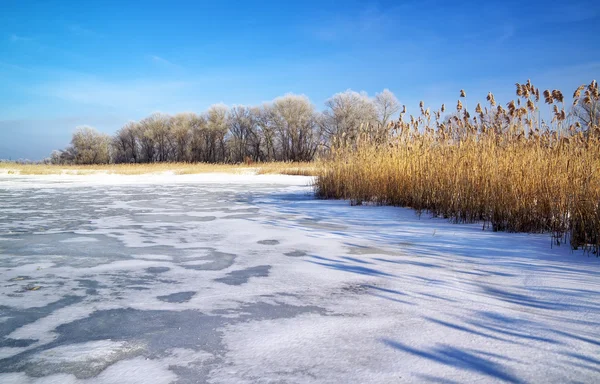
[150,55,182,70]
[307,7,394,43]
[9,34,33,43]
[38,78,192,111]
[304,1,445,49]
[7,33,84,61]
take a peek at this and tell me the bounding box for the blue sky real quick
[1,0,599,159]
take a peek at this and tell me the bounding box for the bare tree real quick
[270,94,321,161]
[372,89,401,143]
[188,114,207,162]
[247,106,266,161]
[136,119,155,162]
[70,126,111,164]
[374,89,401,128]
[205,104,229,162]
[228,106,259,162]
[255,104,277,161]
[135,113,173,162]
[323,90,377,146]
[49,149,74,164]
[49,150,62,164]
[112,122,139,163]
[172,113,195,162]
[149,113,173,162]
[572,98,600,137]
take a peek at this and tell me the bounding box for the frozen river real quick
[0,174,599,383]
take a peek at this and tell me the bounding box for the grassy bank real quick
[316,81,600,254]
[0,161,317,176]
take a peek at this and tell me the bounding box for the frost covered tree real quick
[112,122,140,163]
[205,104,229,162]
[49,150,64,164]
[228,106,260,162]
[323,90,378,146]
[147,113,172,162]
[247,106,265,161]
[572,98,600,137]
[171,113,195,162]
[188,114,208,162]
[374,89,401,129]
[255,104,278,161]
[372,89,401,144]
[270,94,322,161]
[47,89,402,164]
[69,126,111,164]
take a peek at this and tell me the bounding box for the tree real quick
[49,149,77,164]
[171,113,195,162]
[70,126,111,164]
[255,104,277,161]
[373,89,401,143]
[147,113,173,162]
[112,122,139,163]
[50,150,63,164]
[188,114,208,162]
[270,94,321,161]
[205,104,229,162]
[323,90,377,146]
[247,106,266,161]
[227,106,259,162]
[572,98,600,137]
[374,89,401,128]
[137,117,156,163]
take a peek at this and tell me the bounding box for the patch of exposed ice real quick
[23,340,145,378]
[161,348,214,367]
[131,254,173,261]
[60,237,99,243]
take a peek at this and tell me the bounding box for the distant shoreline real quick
[0,162,317,177]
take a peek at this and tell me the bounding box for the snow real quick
[0,173,599,383]
[0,172,312,189]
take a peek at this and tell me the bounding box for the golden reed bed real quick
[316,80,600,253]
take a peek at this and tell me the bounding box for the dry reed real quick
[0,162,319,177]
[316,80,600,254]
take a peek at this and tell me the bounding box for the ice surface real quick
[0,173,599,383]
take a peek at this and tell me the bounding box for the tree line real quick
[49,85,599,165]
[50,90,401,165]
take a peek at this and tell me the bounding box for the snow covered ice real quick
[0,173,599,383]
